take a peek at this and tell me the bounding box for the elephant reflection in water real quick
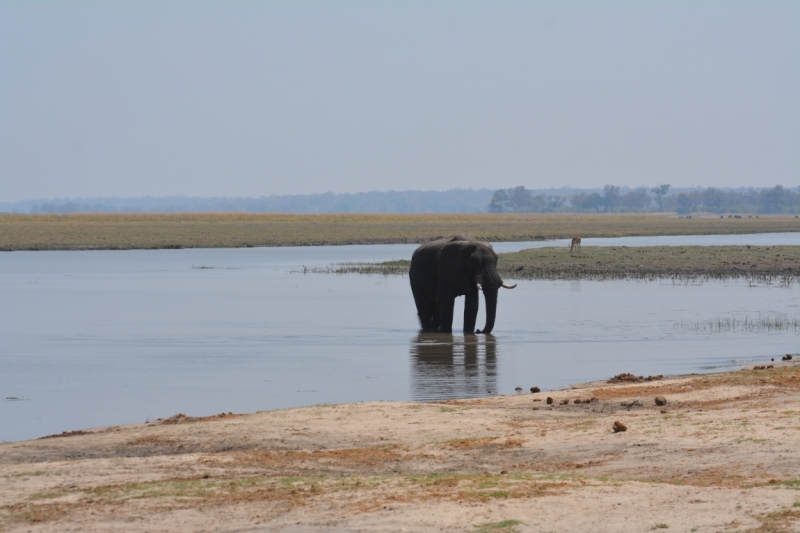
[409,333,497,402]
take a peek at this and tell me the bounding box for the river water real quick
[2,233,798,442]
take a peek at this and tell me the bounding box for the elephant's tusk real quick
[476,283,483,291]
[501,282,517,289]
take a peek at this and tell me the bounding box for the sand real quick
[3,362,800,533]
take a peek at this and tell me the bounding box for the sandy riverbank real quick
[3,362,800,533]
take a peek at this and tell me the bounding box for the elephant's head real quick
[461,243,516,334]
[450,242,516,334]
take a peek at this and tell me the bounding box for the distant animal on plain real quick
[570,237,581,254]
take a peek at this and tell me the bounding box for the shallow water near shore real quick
[2,233,798,442]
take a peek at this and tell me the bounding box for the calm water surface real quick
[2,233,798,442]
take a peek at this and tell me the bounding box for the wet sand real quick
[2,362,800,532]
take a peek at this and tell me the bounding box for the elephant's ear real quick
[459,243,478,266]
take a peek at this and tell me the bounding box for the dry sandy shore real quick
[3,363,800,533]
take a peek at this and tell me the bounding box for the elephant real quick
[409,235,516,334]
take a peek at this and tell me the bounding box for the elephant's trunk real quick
[479,289,498,334]
[475,263,503,334]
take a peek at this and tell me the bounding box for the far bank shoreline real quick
[1,212,798,251]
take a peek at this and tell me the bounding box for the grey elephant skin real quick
[409,235,516,334]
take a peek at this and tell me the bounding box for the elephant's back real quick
[410,236,468,293]
[411,235,471,258]
[410,244,438,280]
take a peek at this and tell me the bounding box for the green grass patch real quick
[735,437,771,444]
[7,470,48,478]
[27,490,70,501]
[474,519,524,533]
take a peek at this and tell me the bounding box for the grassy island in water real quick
[311,244,800,283]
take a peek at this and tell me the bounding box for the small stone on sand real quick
[530,386,540,393]
[613,421,627,433]
[655,396,667,406]
[546,397,553,405]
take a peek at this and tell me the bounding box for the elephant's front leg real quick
[437,287,457,333]
[463,290,479,333]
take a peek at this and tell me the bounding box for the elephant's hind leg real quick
[416,303,436,332]
[414,297,439,331]
[411,279,436,332]
[437,287,457,333]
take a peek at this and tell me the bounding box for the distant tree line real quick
[670,185,799,214]
[4,185,798,215]
[488,185,800,214]
[17,189,495,215]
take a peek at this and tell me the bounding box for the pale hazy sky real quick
[1,1,798,201]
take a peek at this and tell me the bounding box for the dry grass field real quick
[0,213,798,250]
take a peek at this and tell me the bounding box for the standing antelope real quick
[569,236,581,254]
